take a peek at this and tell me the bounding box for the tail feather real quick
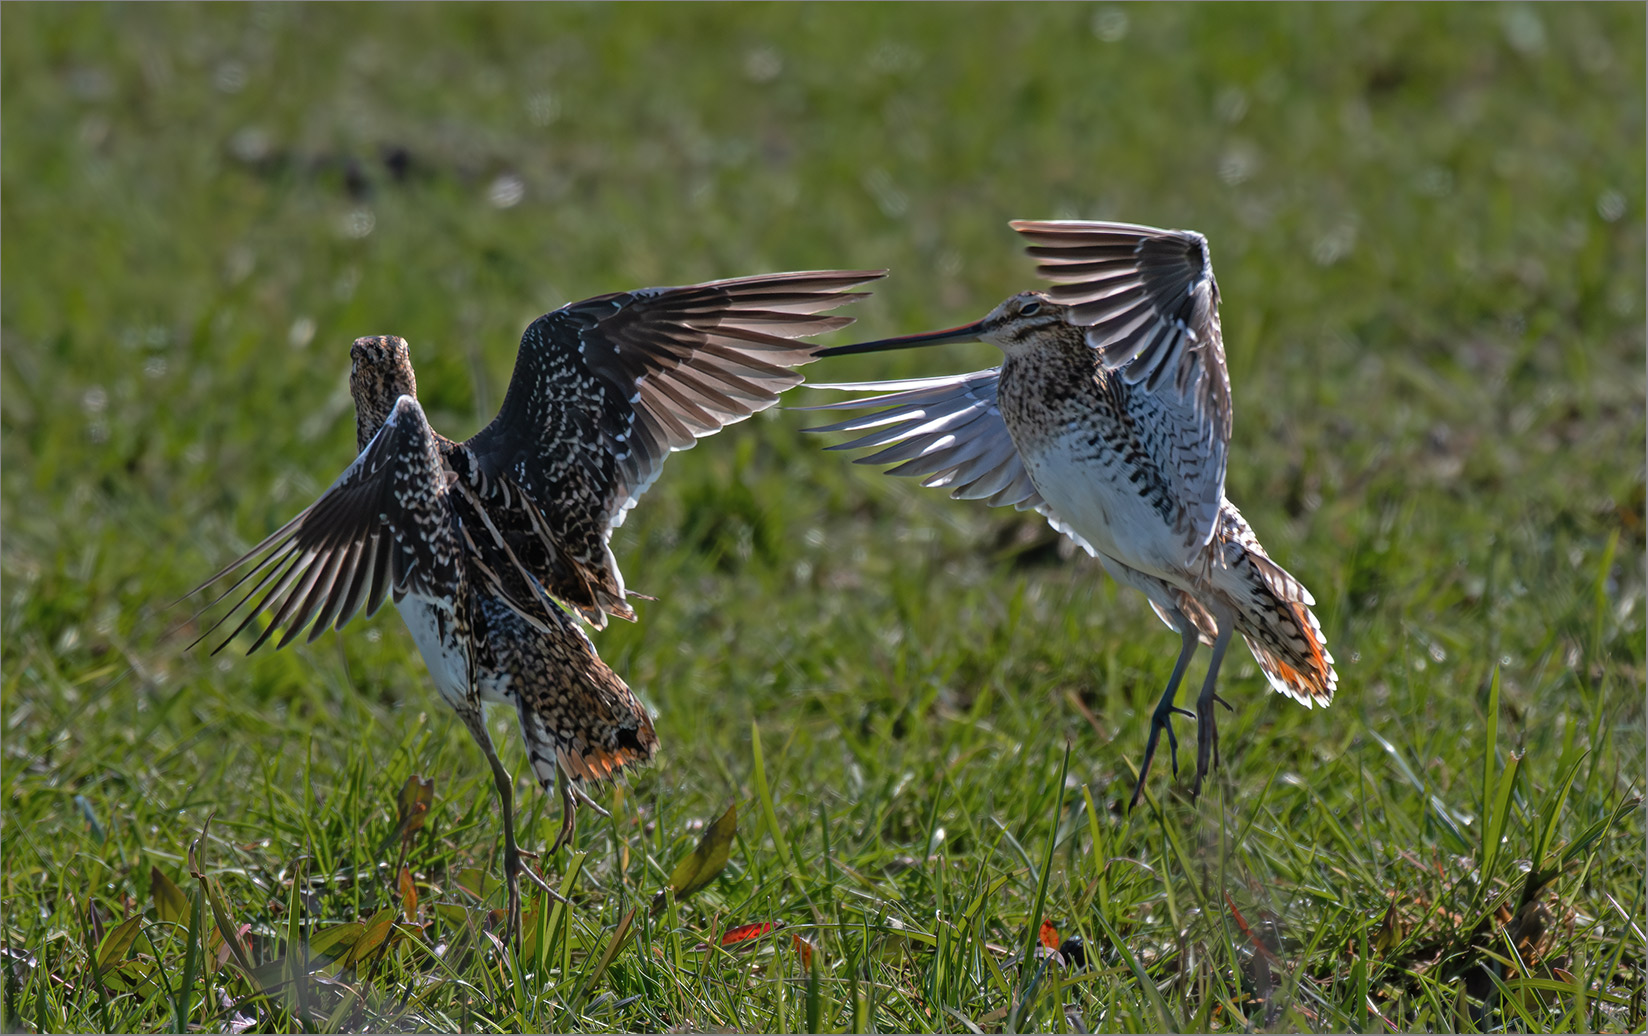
[519,678,658,787]
[1239,599,1336,707]
[481,593,658,790]
[1200,499,1336,707]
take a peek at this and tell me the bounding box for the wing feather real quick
[464,270,884,622]
[184,396,460,654]
[802,369,1079,539]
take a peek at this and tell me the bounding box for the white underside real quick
[1024,433,1195,592]
[396,595,510,708]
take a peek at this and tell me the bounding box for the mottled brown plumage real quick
[808,221,1333,807]
[187,270,883,943]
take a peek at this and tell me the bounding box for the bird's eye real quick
[1020,301,1041,316]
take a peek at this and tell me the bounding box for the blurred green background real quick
[3,4,1643,1032]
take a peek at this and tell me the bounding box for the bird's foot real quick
[506,843,567,905]
[501,869,523,952]
[1189,695,1224,800]
[550,777,611,855]
[551,778,579,856]
[549,811,576,857]
[1129,701,1194,811]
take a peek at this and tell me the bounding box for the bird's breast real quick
[1019,426,1195,584]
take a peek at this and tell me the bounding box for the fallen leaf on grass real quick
[454,868,490,900]
[651,803,737,915]
[95,916,143,972]
[308,922,366,960]
[335,908,397,971]
[99,958,159,994]
[377,776,434,855]
[1371,890,1404,956]
[150,867,189,924]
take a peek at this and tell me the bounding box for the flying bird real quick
[186,269,884,939]
[807,221,1333,807]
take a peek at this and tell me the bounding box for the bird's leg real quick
[1129,619,1200,810]
[551,769,578,856]
[461,711,565,952]
[1190,618,1236,800]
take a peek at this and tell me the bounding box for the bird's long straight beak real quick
[815,321,986,357]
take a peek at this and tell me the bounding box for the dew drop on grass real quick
[527,92,560,126]
[744,46,782,83]
[228,127,270,164]
[288,317,315,350]
[1415,166,1454,198]
[1500,5,1546,56]
[213,61,247,94]
[487,174,525,209]
[1217,143,1256,186]
[342,209,375,239]
[1091,7,1128,42]
[1313,223,1357,266]
[223,244,255,284]
[1215,86,1248,125]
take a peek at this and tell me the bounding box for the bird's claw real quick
[518,856,567,903]
[549,818,575,856]
[1189,696,1224,800]
[569,781,611,818]
[504,841,568,904]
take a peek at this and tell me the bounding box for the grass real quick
[2,3,1644,1032]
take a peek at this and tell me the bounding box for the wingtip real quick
[1009,217,1208,247]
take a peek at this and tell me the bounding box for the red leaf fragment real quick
[1039,919,1060,950]
[792,933,816,969]
[721,921,776,947]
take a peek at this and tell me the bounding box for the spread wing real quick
[1011,219,1230,550]
[800,370,1097,554]
[183,396,463,654]
[464,269,884,624]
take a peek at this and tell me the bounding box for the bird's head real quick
[815,291,1075,362]
[349,335,418,449]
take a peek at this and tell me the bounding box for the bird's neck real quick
[998,336,1109,436]
[354,383,417,451]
